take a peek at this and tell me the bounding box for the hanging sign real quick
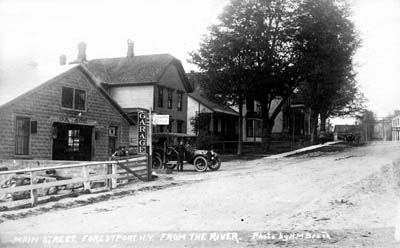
[152,115,169,125]
[138,111,148,153]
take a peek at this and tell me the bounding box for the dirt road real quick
[1,141,400,247]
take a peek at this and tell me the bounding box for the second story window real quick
[62,87,86,111]
[177,92,183,111]
[167,89,173,109]
[158,86,164,108]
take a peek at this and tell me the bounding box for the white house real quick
[392,112,400,141]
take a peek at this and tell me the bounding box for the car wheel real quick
[193,156,207,172]
[152,156,162,169]
[207,157,221,171]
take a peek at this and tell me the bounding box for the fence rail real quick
[0,154,151,207]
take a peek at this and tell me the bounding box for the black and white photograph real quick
[0,0,399,247]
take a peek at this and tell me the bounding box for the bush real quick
[195,134,216,150]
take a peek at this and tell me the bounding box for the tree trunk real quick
[237,101,243,155]
[261,98,285,152]
[310,110,319,143]
[262,119,271,151]
[320,112,327,137]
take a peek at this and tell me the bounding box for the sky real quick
[0,0,399,120]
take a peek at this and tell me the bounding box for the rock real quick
[57,189,73,195]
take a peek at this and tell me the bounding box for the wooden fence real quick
[0,154,151,208]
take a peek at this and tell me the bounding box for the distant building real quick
[187,90,239,141]
[392,112,400,141]
[241,98,311,143]
[334,125,362,140]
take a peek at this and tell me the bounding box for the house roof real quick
[85,54,193,92]
[188,91,239,116]
[0,64,135,125]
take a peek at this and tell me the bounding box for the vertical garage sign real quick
[138,111,148,153]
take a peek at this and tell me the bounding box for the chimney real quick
[59,55,67,65]
[127,39,134,58]
[77,42,87,62]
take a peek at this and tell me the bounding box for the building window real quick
[158,86,164,108]
[159,125,164,133]
[168,119,174,132]
[177,120,183,133]
[246,120,254,137]
[167,89,173,109]
[15,117,30,155]
[67,130,80,152]
[61,87,86,111]
[177,92,183,111]
[108,126,117,155]
[255,120,262,137]
[246,119,262,138]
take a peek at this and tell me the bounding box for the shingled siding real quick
[154,64,188,133]
[0,67,130,162]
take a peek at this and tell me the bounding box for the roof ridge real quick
[89,53,174,62]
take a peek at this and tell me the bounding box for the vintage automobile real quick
[152,133,221,172]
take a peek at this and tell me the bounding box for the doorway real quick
[52,123,93,161]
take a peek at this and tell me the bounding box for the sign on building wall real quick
[138,111,148,153]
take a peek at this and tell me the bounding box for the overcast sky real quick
[0,0,399,119]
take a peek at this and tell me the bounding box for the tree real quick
[357,109,375,141]
[293,0,360,142]
[190,0,301,152]
[190,113,216,149]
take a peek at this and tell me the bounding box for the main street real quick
[1,142,400,247]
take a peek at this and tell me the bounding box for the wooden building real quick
[0,64,133,161]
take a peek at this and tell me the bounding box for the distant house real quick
[334,125,362,140]
[241,98,311,143]
[187,72,311,144]
[0,64,134,161]
[187,90,239,141]
[391,112,400,141]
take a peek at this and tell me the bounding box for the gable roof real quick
[189,90,239,116]
[0,64,135,125]
[85,53,193,92]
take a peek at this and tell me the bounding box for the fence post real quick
[82,165,91,192]
[111,163,118,189]
[107,163,112,189]
[30,172,38,207]
[147,154,152,181]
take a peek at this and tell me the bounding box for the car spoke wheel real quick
[193,156,207,172]
[207,157,221,171]
[152,156,162,169]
